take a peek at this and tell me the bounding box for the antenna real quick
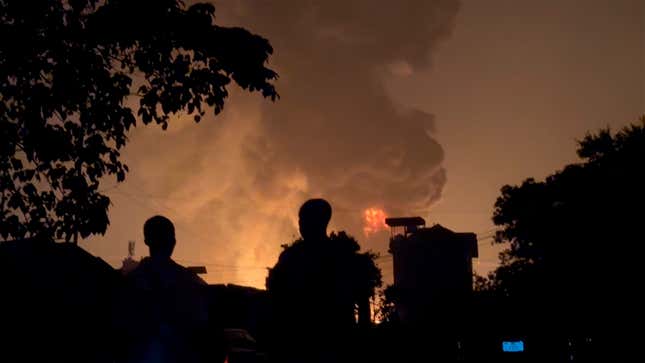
[128,240,135,258]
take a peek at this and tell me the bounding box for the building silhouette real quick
[0,239,121,362]
[386,217,478,325]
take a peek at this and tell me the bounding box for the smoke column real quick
[92,0,461,287]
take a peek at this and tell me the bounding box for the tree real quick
[0,0,278,241]
[486,116,645,332]
[266,231,382,328]
[374,284,400,325]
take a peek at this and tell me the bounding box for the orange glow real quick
[363,208,388,236]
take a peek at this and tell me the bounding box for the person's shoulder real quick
[170,260,208,286]
[126,257,151,279]
[122,257,155,291]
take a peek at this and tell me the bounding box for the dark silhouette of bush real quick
[267,231,382,330]
[481,115,645,360]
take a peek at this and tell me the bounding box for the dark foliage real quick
[375,284,400,324]
[267,231,382,324]
[0,0,277,241]
[484,116,645,333]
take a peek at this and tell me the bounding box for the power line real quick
[108,187,207,243]
[174,259,269,270]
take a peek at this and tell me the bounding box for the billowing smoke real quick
[89,0,460,287]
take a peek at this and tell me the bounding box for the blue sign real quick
[502,341,524,353]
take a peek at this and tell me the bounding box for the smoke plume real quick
[91,0,460,287]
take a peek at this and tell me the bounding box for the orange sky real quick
[81,0,644,289]
[386,0,644,274]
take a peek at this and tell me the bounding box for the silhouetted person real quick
[115,216,210,363]
[267,199,376,362]
[297,198,332,241]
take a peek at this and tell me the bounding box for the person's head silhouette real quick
[298,199,332,241]
[143,215,176,259]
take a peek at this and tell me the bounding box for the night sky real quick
[81,0,644,288]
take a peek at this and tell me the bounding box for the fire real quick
[363,208,388,236]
